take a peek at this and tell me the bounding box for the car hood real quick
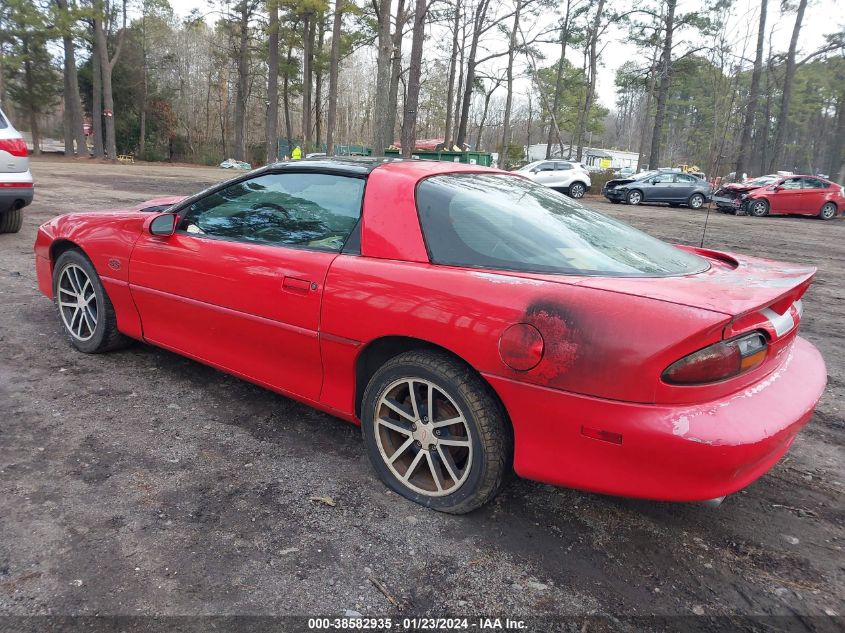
[719,183,762,193]
[604,178,637,188]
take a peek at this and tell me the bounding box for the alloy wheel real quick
[569,184,585,199]
[627,191,642,205]
[690,194,704,209]
[57,264,98,341]
[750,201,768,217]
[374,377,473,497]
[820,203,836,220]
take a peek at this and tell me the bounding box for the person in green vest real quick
[291,145,302,160]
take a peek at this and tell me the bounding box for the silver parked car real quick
[0,107,33,233]
[515,160,591,199]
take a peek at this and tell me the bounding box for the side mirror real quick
[773,186,783,192]
[150,212,177,236]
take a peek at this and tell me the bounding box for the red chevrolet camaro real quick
[34,159,827,513]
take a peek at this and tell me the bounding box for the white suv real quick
[516,160,591,199]
[0,107,34,233]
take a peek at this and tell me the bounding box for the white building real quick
[525,144,641,170]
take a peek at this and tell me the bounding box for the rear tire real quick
[361,350,511,514]
[748,200,769,217]
[0,207,23,233]
[819,202,837,220]
[52,249,132,353]
[688,193,705,209]
[626,190,643,205]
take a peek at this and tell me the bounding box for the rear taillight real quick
[0,137,27,157]
[662,332,768,385]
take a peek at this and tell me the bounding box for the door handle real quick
[282,276,312,293]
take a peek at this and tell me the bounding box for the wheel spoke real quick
[72,267,85,295]
[70,307,82,334]
[427,383,434,421]
[407,380,420,419]
[437,445,461,484]
[85,303,97,326]
[425,451,444,492]
[58,286,77,299]
[382,398,415,422]
[438,437,470,447]
[377,416,413,436]
[432,415,464,429]
[81,307,94,334]
[401,449,425,483]
[388,436,414,464]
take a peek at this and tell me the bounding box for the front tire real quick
[361,350,511,514]
[0,207,23,233]
[568,182,586,199]
[52,249,131,353]
[819,202,837,220]
[748,199,769,217]
[626,190,643,205]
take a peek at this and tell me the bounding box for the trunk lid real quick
[570,247,814,319]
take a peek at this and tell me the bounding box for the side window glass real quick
[653,173,675,183]
[178,172,364,251]
[780,178,802,190]
[804,178,828,189]
[677,174,695,183]
[556,162,573,171]
[538,162,554,172]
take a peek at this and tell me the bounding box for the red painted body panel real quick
[488,336,825,501]
[32,165,828,501]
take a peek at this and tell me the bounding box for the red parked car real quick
[34,159,827,513]
[743,174,844,219]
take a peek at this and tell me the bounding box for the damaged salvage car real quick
[602,169,712,208]
[712,174,781,214]
[34,159,826,513]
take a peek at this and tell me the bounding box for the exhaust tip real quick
[700,496,726,508]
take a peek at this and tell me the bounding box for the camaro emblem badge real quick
[108,258,121,271]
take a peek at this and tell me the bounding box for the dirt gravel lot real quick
[0,158,843,624]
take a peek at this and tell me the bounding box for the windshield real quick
[516,162,541,172]
[416,173,709,277]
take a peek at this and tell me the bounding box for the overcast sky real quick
[166,0,843,109]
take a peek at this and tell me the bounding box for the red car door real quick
[128,170,366,402]
[798,177,832,215]
[769,176,804,213]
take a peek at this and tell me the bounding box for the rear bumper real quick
[484,336,826,501]
[0,184,33,211]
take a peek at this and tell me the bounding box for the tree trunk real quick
[400,0,427,157]
[475,83,496,151]
[826,91,844,177]
[265,0,279,163]
[283,38,294,146]
[372,0,393,154]
[498,0,521,168]
[233,0,250,161]
[94,0,126,162]
[302,13,316,151]
[443,0,461,146]
[387,0,406,147]
[576,0,604,161]
[546,1,571,159]
[22,39,41,156]
[91,28,104,157]
[326,0,343,155]
[56,0,87,156]
[768,0,807,172]
[647,0,676,170]
[315,16,326,147]
[735,0,767,180]
[456,0,490,147]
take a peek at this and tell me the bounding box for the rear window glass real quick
[0,110,7,129]
[416,173,709,277]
